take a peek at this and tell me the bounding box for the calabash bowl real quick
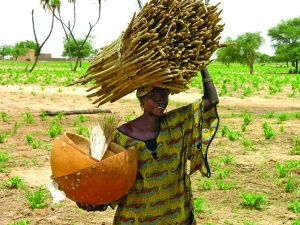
[50,132,138,204]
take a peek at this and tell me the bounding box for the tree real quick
[40,0,143,10]
[38,0,144,71]
[0,44,13,60]
[216,37,238,66]
[236,32,265,74]
[257,53,272,64]
[216,32,264,73]
[268,17,300,73]
[62,36,96,66]
[40,0,101,71]
[28,8,55,72]
[11,40,37,60]
[23,40,37,54]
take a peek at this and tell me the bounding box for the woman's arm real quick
[201,67,219,112]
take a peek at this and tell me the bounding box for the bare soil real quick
[0,84,299,225]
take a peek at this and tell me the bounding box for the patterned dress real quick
[110,99,219,225]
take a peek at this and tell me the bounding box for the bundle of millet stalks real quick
[72,0,228,106]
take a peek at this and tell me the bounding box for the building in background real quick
[11,49,35,61]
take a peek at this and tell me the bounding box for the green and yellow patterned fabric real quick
[111,98,219,224]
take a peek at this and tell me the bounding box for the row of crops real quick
[0,60,299,224]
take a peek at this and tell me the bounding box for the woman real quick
[78,67,219,224]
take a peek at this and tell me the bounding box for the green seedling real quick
[26,134,42,149]
[286,160,300,170]
[276,162,290,178]
[1,112,9,122]
[26,134,34,144]
[31,158,39,166]
[0,151,12,173]
[194,197,205,214]
[241,192,268,210]
[243,86,253,97]
[241,123,247,132]
[288,200,300,214]
[14,121,21,133]
[285,177,298,193]
[220,125,240,141]
[48,124,63,138]
[73,119,79,127]
[291,216,300,225]
[22,111,35,124]
[232,80,238,91]
[25,185,50,209]
[219,83,228,96]
[291,137,300,155]
[242,220,257,225]
[0,151,10,163]
[228,130,240,141]
[0,166,11,173]
[40,110,48,121]
[288,91,297,97]
[293,112,300,118]
[200,178,212,190]
[216,168,232,179]
[124,114,133,122]
[0,133,7,143]
[277,112,290,121]
[263,112,276,118]
[7,220,30,225]
[242,110,253,125]
[262,122,276,140]
[217,180,235,190]
[221,125,230,137]
[78,114,86,123]
[242,138,253,149]
[31,140,42,149]
[279,125,285,132]
[2,175,26,189]
[77,125,89,136]
[210,157,223,169]
[220,155,235,165]
[56,112,64,120]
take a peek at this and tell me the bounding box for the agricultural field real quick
[0,60,299,225]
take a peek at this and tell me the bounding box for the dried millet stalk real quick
[72,0,229,106]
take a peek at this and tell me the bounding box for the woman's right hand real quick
[76,202,108,212]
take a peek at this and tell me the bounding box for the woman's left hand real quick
[76,202,108,212]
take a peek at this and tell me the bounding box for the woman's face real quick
[142,87,169,116]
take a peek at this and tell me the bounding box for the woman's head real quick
[137,86,169,115]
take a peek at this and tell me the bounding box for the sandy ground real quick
[0,84,299,225]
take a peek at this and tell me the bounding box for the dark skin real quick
[118,67,219,141]
[201,67,219,111]
[119,87,169,140]
[77,67,218,211]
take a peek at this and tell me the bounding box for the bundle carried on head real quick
[72,0,227,106]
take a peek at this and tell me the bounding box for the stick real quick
[44,109,112,116]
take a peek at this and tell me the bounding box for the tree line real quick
[1,1,299,75]
[0,0,144,72]
[216,16,300,74]
[0,37,97,60]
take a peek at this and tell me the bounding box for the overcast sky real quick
[0,0,299,58]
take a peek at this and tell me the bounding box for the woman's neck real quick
[118,113,162,141]
[124,114,160,141]
[139,113,160,132]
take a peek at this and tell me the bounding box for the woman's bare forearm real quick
[201,67,219,112]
